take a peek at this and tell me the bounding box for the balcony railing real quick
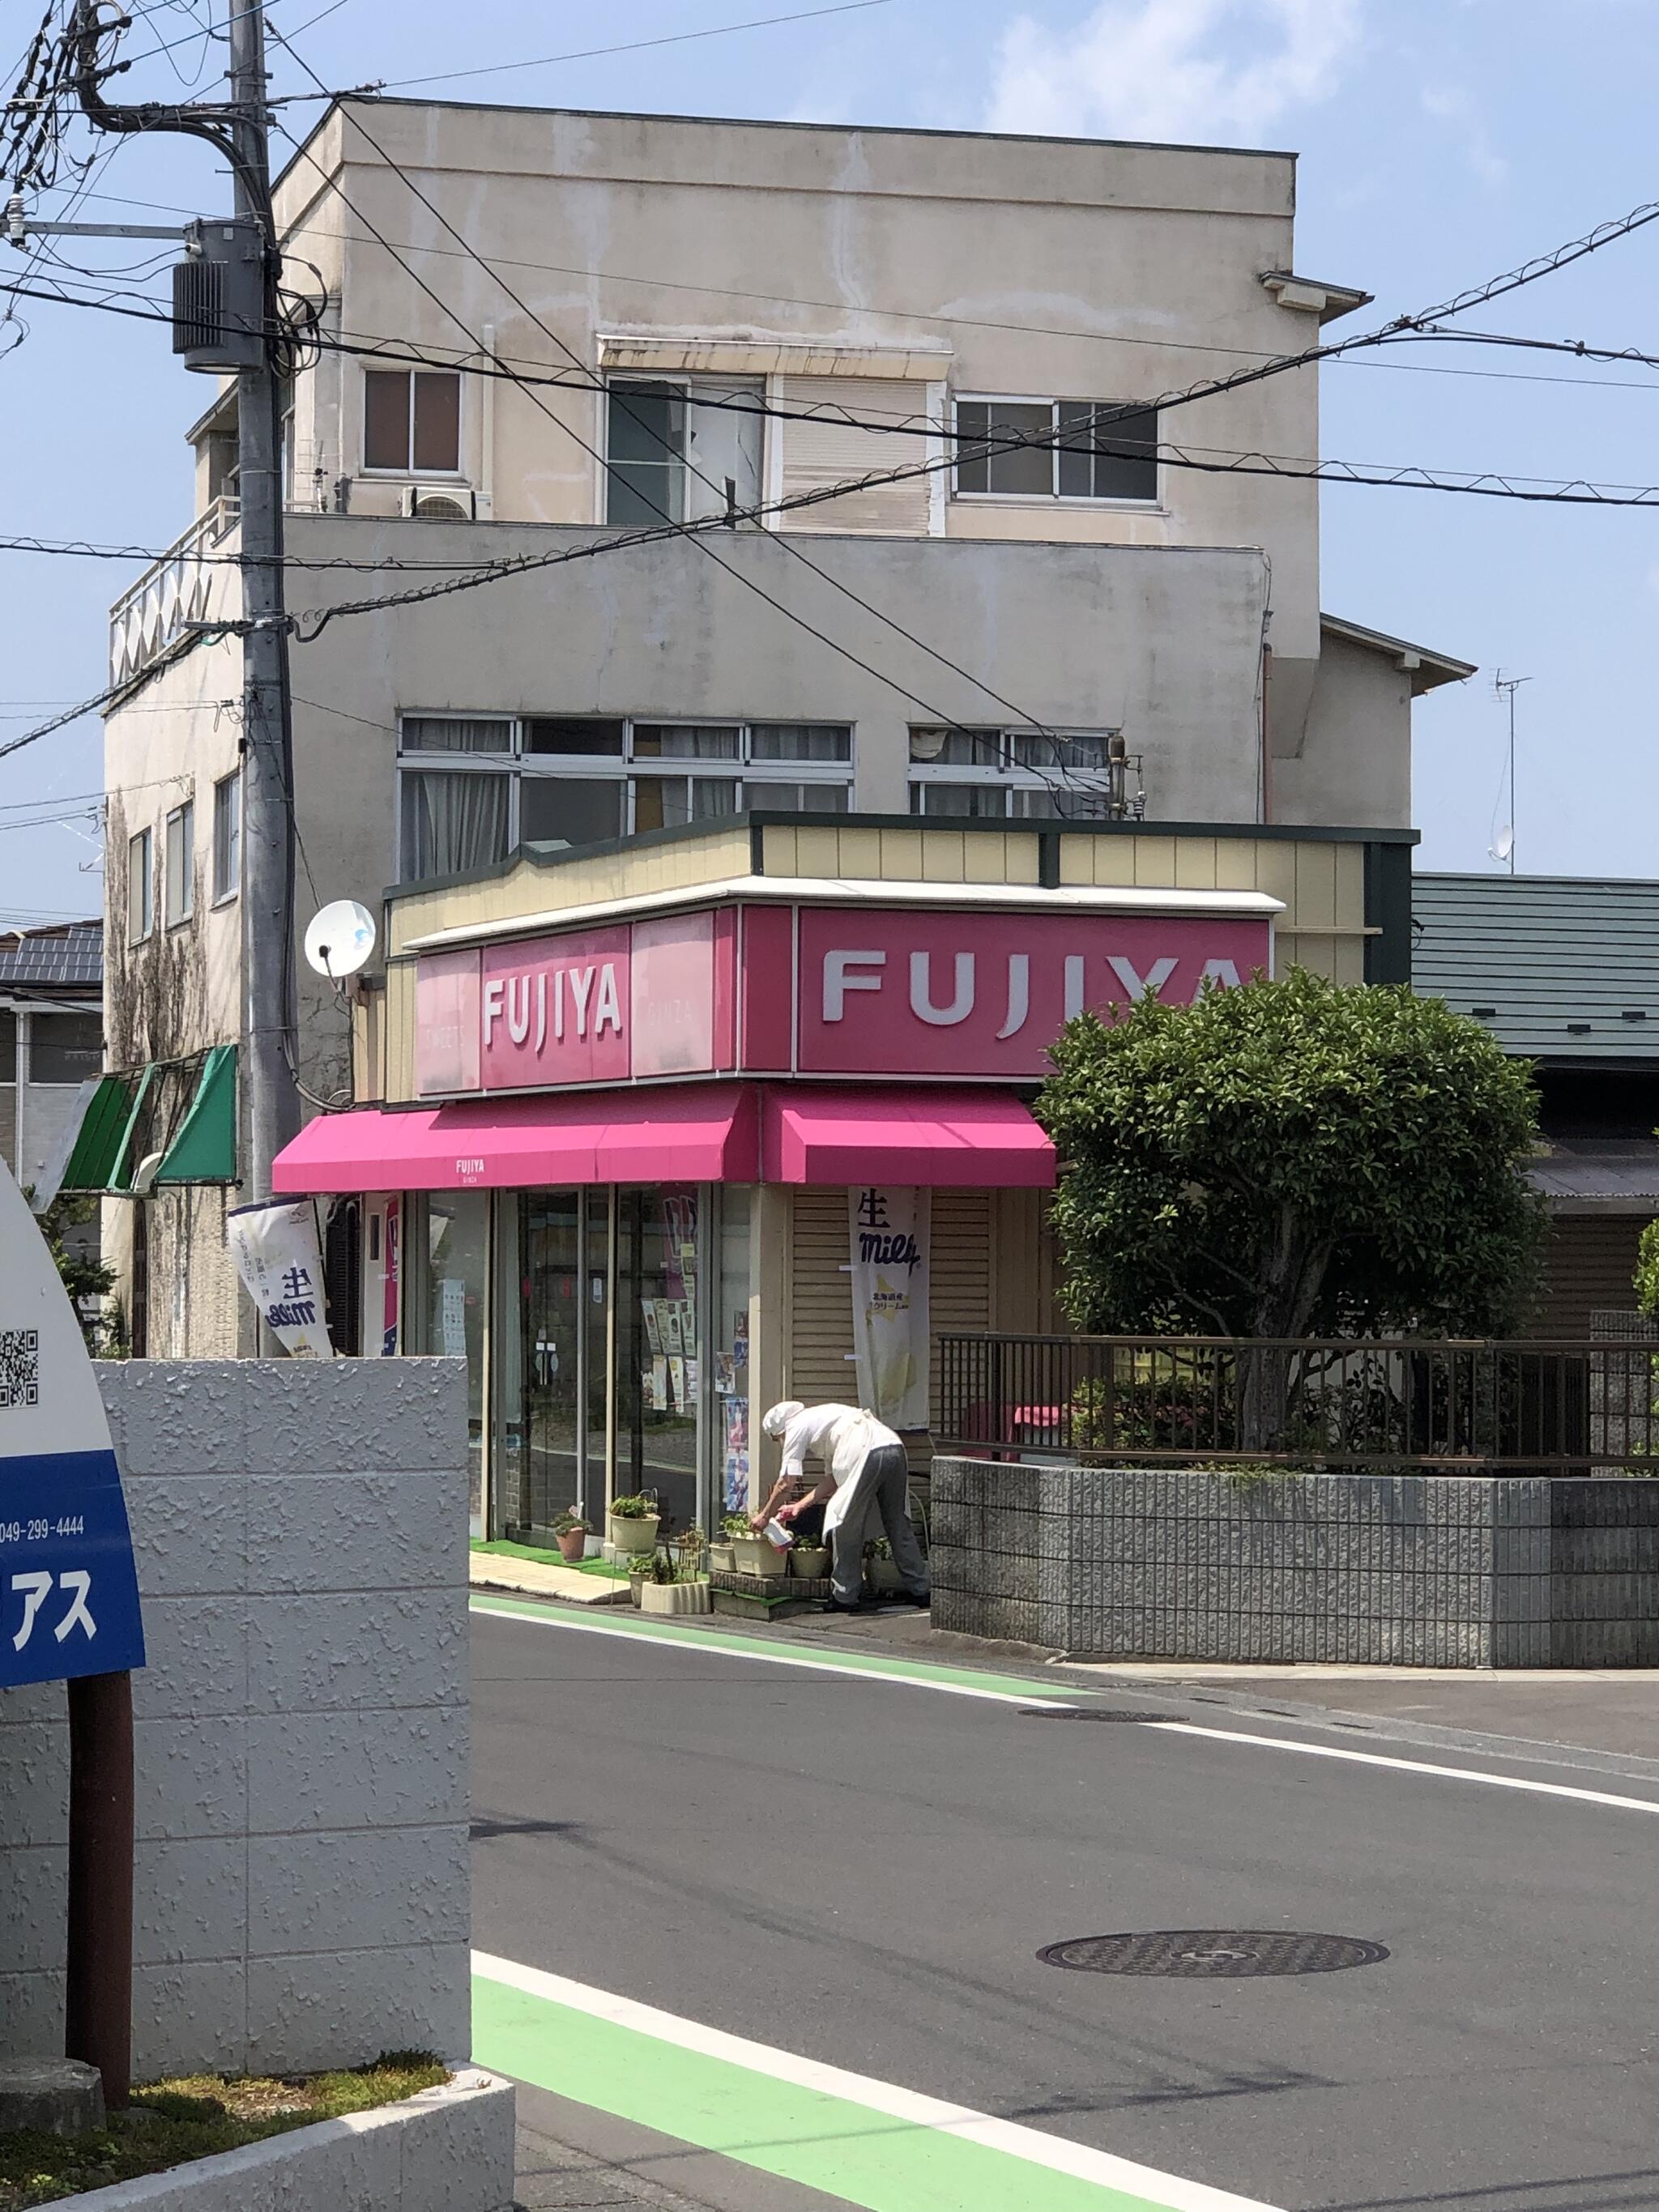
[109,497,241,689]
[936,1332,1659,1472]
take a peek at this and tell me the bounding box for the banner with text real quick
[226,1198,335,1359]
[848,1187,931,1430]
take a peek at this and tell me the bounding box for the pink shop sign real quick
[480,927,632,1089]
[795,907,1272,1078]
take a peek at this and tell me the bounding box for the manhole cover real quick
[1037,1930,1388,1977]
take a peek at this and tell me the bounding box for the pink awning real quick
[762,1087,1056,1187]
[271,1084,759,1193]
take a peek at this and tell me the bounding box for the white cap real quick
[761,1400,804,1439]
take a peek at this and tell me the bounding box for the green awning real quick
[156,1044,237,1183]
[58,1073,137,1195]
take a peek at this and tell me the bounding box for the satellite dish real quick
[304,898,377,980]
[1489,828,1515,863]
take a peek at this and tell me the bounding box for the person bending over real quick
[757,1400,929,1614]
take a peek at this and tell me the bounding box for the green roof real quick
[1414,872,1659,1061]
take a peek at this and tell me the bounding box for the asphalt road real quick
[471,1606,1659,2212]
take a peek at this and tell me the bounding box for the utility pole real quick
[1492,670,1531,876]
[66,0,300,1228]
[224,0,301,1211]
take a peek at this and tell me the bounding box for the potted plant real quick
[730,1524,788,1578]
[608,1491,660,1556]
[790,1537,830,1579]
[638,1549,713,1617]
[552,1509,591,1563]
[864,1536,904,1593]
[710,1512,748,1571]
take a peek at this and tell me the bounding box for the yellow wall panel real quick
[962,835,1006,884]
[836,827,884,880]
[1174,837,1219,889]
[878,827,924,880]
[762,826,799,876]
[1132,838,1177,888]
[1213,838,1260,890]
[920,831,966,881]
[1294,842,1338,931]
[1253,842,1298,918]
[1334,842,1366,930]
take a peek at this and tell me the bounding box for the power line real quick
[267,75,1077,757]
[294,1,893,98]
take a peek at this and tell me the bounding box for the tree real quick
[1036,968,1546,1342]
[32,1189,115,1352]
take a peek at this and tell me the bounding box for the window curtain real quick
[401,717,511,753]
[403,771,510,879]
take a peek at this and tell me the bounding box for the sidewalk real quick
[468,1545,1659,1764]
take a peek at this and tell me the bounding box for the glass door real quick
[614,1187,702,1537]
[518,1191,585,1536]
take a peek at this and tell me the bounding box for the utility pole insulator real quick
[172,217,265,372]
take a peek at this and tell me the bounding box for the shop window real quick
[613,1187,703,1540]
[955,396,1159,505]
[32,1012,102,1085]
[424,1192,489,1537]
[364,367,462,474]
[604,375,763,528]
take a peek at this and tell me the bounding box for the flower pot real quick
[608,1512,660,1556]
[866,1557,905,1593]
[639,1577,712,1616]
[555,1528,587,1562]
[709,1541,736,1572]
[731,1533,787,1578]
[790,1545,830,1579]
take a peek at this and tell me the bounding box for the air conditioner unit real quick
[402,484,476,521]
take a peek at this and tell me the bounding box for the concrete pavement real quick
[473,1594,1659,2212]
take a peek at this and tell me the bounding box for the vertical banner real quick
[225,1197,335,1359]
[381,1197,401,1357]
[848,1187,931,1430]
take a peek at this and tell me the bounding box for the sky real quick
[5,0,1659,924]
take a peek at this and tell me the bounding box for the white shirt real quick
[777,1403,902,1533]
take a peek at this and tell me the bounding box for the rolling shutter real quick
[778,377,934,535]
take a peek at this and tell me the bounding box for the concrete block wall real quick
[930,1458,1659,1667]
[0,1358,471,2077]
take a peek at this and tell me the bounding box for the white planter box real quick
[53,2069,514,2211]
[638,1578,712,1616]
[730,1536,787,1578]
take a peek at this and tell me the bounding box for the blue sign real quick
[0,1165,144,1688]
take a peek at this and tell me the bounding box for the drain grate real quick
[1038,1930,1388,1977]
[1018,1707,1167,1724]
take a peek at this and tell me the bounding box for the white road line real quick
[1152,1721,1659,1813]
[474,1950,1284,2212]
[468,1598,1076,1708]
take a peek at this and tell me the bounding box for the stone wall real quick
[0,1358,471,2076]
[930,1457,1659,1667]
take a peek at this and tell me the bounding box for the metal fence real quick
[936,1333,1659,1472]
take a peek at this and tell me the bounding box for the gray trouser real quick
[830,1443,930,1605]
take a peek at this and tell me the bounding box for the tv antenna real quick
[1490,670,1531,874]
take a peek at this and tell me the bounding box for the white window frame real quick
[600,374,766,531]
[360,364,466,479]
[127,826,153,944]
[951,392,1162,511]
[212,768,242,905]
[394,714,854,882]
[907,725,1124,820]
[164,799,195,927]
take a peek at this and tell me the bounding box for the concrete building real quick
[92,99,1469,1360]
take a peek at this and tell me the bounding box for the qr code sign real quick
[0,1329,40,1409]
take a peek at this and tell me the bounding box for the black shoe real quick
[904,1589,932,1608]
[821,1597,874,1614]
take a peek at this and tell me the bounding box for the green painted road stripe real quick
[473,1953,1282,2212]
[468,1590,1079,1704]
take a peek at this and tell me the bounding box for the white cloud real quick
[1420,85,1508,187]
[987,0,1363,145]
